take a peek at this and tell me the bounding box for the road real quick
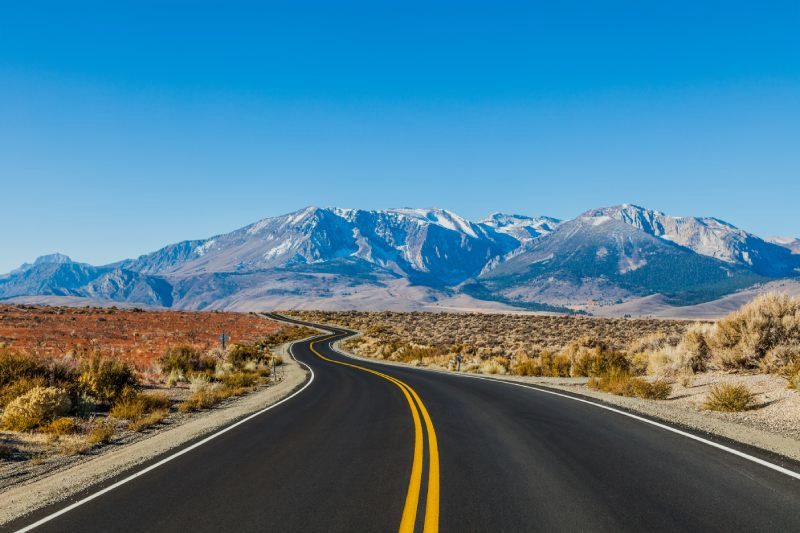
[8,315,800,532]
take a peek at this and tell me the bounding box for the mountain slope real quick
[121,207,518,287]
[2,204,797,313]
[474,213,767,307]
[589,204,798,277]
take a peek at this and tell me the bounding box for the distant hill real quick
[2,205,798,314]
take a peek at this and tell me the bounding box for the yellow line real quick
[308,336,439,533]
[406,386,440,533]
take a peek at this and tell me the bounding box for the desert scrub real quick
[587,375,672,400]
[703,383,755,412]
[86,420,116,445]
[0,349,78,408]
[110,392,171,421]
[78,356,139,406]
[127,410,169,432]
[221,371,259,388]
[160,345,216,374]
[566,342,632,377]
[708,293,800,369]
[1,386,72,431]
[42,417,78,436]
[179,387,222,413]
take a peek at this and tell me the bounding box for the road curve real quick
[8,315,800,532]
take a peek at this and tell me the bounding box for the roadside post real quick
[220,332,229,351]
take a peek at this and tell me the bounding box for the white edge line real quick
[325,328,800,483]
[15,338,319,533]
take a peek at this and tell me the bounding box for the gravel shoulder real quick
[333,338,800,463]
[0,340,310,526]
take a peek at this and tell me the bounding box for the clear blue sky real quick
[2,1,799,273]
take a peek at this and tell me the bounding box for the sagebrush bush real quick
[703,383,755,412]
[87,420,115,444]
[160,346,215,374]
[110,393,170,421]
[78,356,139,405]
[708,293,800,369]
[0,350,78,408]
[179,387,222,412]
[1,386,72,431]
[569,346,631,377]
[42,417,78,436]
[221,372,258,388]
[227,344,265,369]
[587,375,672,400]
[680,326,712,372]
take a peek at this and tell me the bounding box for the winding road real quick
[8,314,800,532]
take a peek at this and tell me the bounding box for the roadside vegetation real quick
[0,305,314,463]
[290,293,800,409]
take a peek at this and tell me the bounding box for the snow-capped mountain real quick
[768,236,800,255]
[2,204,798,312]
[472,213,764,308]
[478,213,561,242]
[121,207,518,286]
[583,204,796,277]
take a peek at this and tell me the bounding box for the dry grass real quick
[86,420,116,445]
[288,310,689,375]
[703,383,755,412]
[587,375,672,400]
[127,410,168,432]
[41,417,78,436]
[110,393,171,421]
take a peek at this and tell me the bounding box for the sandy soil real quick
[0,341,309,526]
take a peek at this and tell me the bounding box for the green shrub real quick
[78,356,139,406]
[1,386,72,431]
[704,383,755,412]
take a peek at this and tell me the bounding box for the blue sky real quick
[1,1,799,273]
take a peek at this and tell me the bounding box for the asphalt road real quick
[9,315,800,532]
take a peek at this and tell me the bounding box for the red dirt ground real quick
[0,305,283,371]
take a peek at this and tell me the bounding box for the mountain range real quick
[2,204,799,316]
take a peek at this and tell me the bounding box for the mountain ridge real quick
[3,204,798,314]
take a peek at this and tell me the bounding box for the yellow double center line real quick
[309,336,440,533]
